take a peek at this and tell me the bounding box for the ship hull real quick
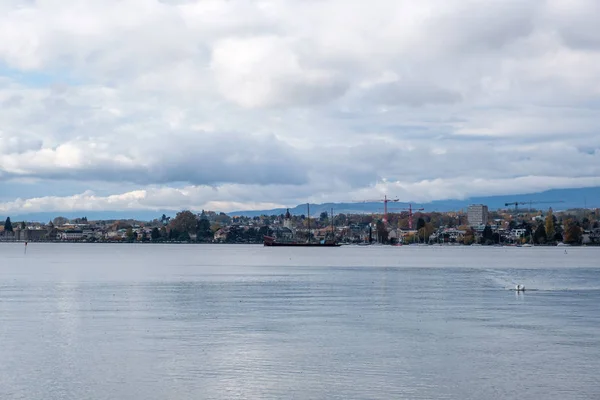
[264,241,341,247]
[263,236,340,247]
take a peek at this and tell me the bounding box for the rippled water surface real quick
[1,243,599,399]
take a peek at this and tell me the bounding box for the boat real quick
[263,235,340,247]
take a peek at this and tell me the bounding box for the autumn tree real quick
[563,219,582,245]
[214,212,231,225]
[462,228,476,245]
[170,210,197,235]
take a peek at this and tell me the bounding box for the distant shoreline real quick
[1,241,597,247]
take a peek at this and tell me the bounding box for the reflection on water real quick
[1,244,599,399]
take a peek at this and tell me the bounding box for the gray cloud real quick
[362,82,462,107]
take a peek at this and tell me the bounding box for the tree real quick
[177,231,191,242]
[319,211,328,222]
[168,228,179,241]
[214,212,231,224]
[4,217,13,232]
[53,216,69,226]
[170,210,197,235]
[545,209,555,243]
[126,227,135,242]
[582,217,591,230]
[462,228,476,245]
[196,218,212,241]
[151,227,160,241]
[375,220,388,243]
[563,219,582,244]
[418,222,435,243]
[20,221,26,229]
[336,213,348,226]
[226,226,244,243]
[416,217,426,231]
[482,224,493,244]
[533,224,547,245]
[492,232,500,244]
[258,225,273,238]
[447,217,455,228]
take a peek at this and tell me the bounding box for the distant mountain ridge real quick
[229,186,600,217]
[2,186,598,222]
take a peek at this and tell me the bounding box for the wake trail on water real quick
[482,268,600,293]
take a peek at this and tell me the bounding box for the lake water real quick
[1,243,599,399]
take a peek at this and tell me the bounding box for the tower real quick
[283,209,292,229]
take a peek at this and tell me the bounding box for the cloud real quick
[361,81,462,107]
[2,175,600,215]
[0,132,309,186]
[0,0,600,214]
[211,36,348,108]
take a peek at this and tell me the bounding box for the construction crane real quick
[354,195,399,224]
[504,200,565,212]
[389,204,425,230]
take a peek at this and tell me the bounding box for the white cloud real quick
[0,0,600,215]
[211,36,348,108]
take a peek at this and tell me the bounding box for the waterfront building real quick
[467,204,489,226]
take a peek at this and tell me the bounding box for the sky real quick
[1,0,600,215]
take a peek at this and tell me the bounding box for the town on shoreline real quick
[1,205,599,246]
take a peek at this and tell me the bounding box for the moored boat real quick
[263,235,340,247]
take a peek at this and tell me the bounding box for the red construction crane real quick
[389,204,425,230]
[355,195,399,224]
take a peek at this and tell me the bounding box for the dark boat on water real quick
[263,235,340,247]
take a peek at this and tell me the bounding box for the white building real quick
[467,204,489,226]
[58,230,84,240]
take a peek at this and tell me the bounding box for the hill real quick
[2,186,598,222]
[228,186,600,217]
